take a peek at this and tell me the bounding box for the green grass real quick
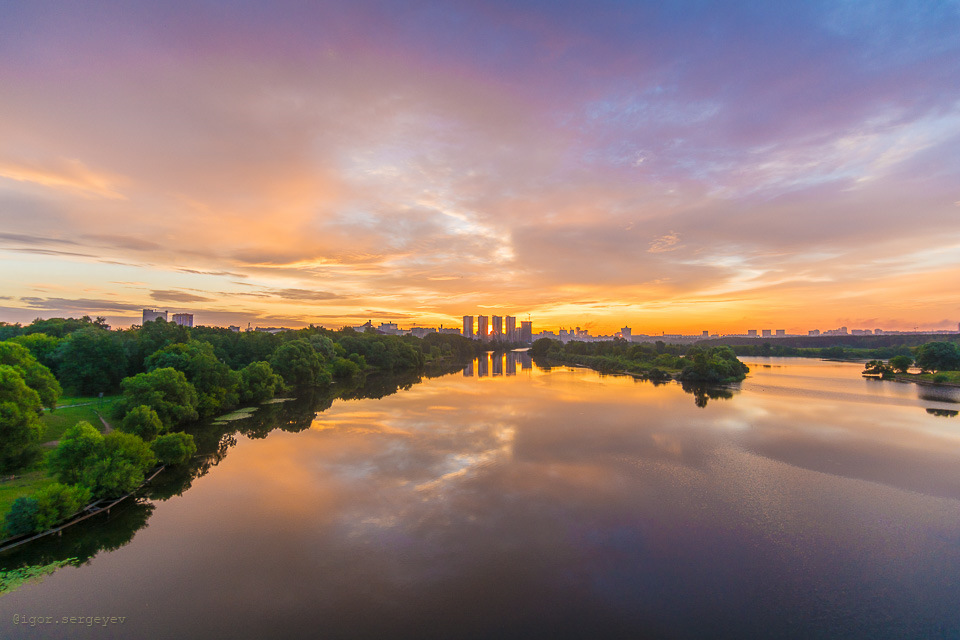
[0,469,55,523]
[41,395,117,442]
[893,371,960,385]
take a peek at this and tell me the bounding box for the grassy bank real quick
[0,469,55,520]
[41,395,117,441]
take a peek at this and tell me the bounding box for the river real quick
[2,355,960,638]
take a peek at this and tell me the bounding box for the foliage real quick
[80,431,156,498]
[55,326,127,394]
[146,341,239,418]
[679,346,750,383]
[126,318,190,372]
[119,405,165,441]
[112,367,199,429]
[151,432,197,466]
[22,316,107,338]
[3,497,40,537]
[915,342,960,373]
[32,483,91,531]
[0,341,62,408]
[0,558,78,596]
[0,365,45,471]
[889,355,913,373]
[48,421,104,485]
[9,333,62,370]
[239,361,283,403]
[269,339,327,387]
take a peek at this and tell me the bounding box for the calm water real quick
[3,356,960,639]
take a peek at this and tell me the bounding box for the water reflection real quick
[3,358,960,639]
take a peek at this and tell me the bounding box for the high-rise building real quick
[747,329,758,337]
[142,309,168,324]
[491,315,503,339]
[520,321,532,344]
[477,316,489,341]
[620,326,632,340]
[762,329,772,337]
[775,329,786,337]
[172,313,194,328]
[506,316,517,341]
[702,330,709,338]
[462,315,474,339]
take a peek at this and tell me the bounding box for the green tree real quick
[33,483,91,531]
[151,432,197,466]
[9,333,62,370]
[119,405,165,441]
[48,421,104,485]
[4,497,39,536]
[112,368,199,430]
[0,365,45,471]
[55,326,127,395]
[146,341,239,418]
[269,339,325,387]
[889,355,913,374]
[0,341,61,408]
[239,361,283,403]
[915,342,960,372]
[81,431,156,498]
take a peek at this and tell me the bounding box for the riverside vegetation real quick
[529,337,750,383]
[862,341,960,384]
[0,316,479,539]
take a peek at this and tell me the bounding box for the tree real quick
[679,346,750,383]
[32,483,91,531]
[889,355,913,374]
[0,365,45,471]
[80,431,156,498]
[119,405,165,441]
[914,342,960,373]
[55,326,127,394]
[269,339,325,387]
[0,341,61,408]
[151,432,197,466]
[9,333,62,370]
[112,368,199,430]
[146,341,239,418]
[4,497,39,536]
[239,361,283,403]
[48,421,104,485]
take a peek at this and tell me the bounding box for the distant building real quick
[229,326,241,333]
[520,321,532,344]
[172,313,194,328]
[776,329,785,337]
[761,329,772,337]
[618,327,632,340]
[462,315,474,339]
[702,330,709,338]
[747,329,758,337]
[409,327,436,338]
[809,329,821,336]
[477,316,489,341]
[142,309,167,324]
[491,315,503,339]
[506,316,517,341]
[439,327,460,335]
[378,322,399,335]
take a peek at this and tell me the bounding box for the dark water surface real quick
[3,356,960,639]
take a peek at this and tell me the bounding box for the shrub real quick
[119,405,165,441]
[151,432,197,466]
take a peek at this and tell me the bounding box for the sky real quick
[1,0,959,335]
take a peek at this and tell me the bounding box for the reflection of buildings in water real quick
[506,352,517,376]
[492,353,503,376]
[477,355,489,377]
[462,360,474,377]
[519,351,532,370]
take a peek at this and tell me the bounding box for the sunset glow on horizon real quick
[2,1,959,335]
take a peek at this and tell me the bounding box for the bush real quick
[4,497,39,537]
[119,405,165,441]
[33,483,91,531]
[151,432,197,466]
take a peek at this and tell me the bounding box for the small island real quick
[863,341,960,386]
[529,337,749,384]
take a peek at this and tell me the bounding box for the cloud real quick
[0,158,126,199]
[150,290,215,303]
[84,234,161,251]
[19,297,142,312]
[269,289,345,302]
[648,232,681,253]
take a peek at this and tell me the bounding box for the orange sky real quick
[1,2,958,335]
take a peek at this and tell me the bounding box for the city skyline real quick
[1,2,959,333]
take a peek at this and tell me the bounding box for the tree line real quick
[0,316,478,537]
